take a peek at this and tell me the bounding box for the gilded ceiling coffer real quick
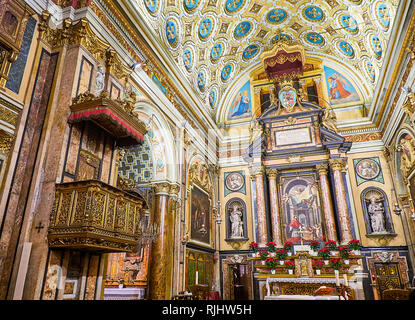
[47,180,144,253]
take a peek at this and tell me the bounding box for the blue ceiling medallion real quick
[165,20,178,47]
[198,18,213,40]
[183,0,200,13]
[209,90,216,108]
[197,71,205,91]
[210,43,224,62]
[377,3,390,28]
[221,64,233,82]
[144,0,158,15]
[225,0,245,14]
[303,6,324,22]
[371,36,382,58]
[305,32,324,46]
[366,61,375,81]
[234,21,252,39]
[267,9,287,24]
[242,44,259,61]
[338,41,355,57]
[183,49,192,70]
[340,15,359,33]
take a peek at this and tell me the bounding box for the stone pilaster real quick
[316,164,337,241]
[251,167,267,246]
[329,159,353,244]
[266,169,282,246]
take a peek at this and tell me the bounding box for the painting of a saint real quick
[324,66,361,106]
[190,185,211,244]
[227,81,252,121]
[280,175,324,244]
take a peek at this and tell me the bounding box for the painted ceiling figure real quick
[230,90,250,117]
[328,74,351,100]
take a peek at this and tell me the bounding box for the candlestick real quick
[335,272,340,286]
[343,274,348,286]
[196,271,198,285]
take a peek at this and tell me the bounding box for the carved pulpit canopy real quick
[68,90,147,146]
[260,39,306,82]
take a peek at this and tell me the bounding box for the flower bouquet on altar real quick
[249,241,259,257]
[329,258,343,274]
[348,239,361,255]
[266,241,277,256]
[313,260,324,275]
[324,240,338,255]
[283,241,293,256]
[258,249,269,265]
[275,249,287,264]
[265,257,279,274]
[309,240,320,255]
[318,248,330,264]
[284,261,295,274]
[339,246,351,264]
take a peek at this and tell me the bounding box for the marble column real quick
[252,167,267,247]
[148,182,171,300]
[316,164,338,242]
[329,159,353,244]
[266,169,282,247]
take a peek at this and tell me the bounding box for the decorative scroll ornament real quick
[189,161,211,191]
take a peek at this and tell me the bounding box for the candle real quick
[335,272,340,286]
[343,274,348,286]
[196,271,198,285]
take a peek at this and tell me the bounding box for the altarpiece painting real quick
[190,185,211,245]
[279,174,324,244]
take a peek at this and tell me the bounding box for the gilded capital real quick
[249,166,264,177]
[316,164,329,175]
[266,168,279,178]
[329,158,346,171]
[169,184,181,197]
[153,182,171,195]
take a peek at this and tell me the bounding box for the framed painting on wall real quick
[279,173,325,244]
[190,184,211,245]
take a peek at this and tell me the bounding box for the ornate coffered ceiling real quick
[135,0,397,114]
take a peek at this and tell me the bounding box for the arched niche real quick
[361,187,396,237]
[225,198,248,241]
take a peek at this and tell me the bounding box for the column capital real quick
[249,166,264,178]
[316,164,329,175]
[153,182,172,195]
[169,184,181,197]
[266,168,279,178]
[329,158,346,171]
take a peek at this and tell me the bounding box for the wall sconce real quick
[393,203,402,216]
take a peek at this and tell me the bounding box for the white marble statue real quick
[230,204,244,238]
[368,197,386,233]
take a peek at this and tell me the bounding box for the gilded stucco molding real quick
[0,130,14,154]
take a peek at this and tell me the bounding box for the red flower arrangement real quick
[348,239,361,250]
[339,246,351,258]
[283,241,293,251]
[313,260,324,269]
[309,240,320,251]
[266,241,276,252]
[265,257,279,269]
[275,248,287,260]
[329,258,343,270]
[249,241,259,252]
[284,261,295,269]
[324,240,338,250]
[258,249,269,260]
[318,247,331,259]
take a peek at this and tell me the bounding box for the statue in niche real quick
[95,66,105,95]
[367,197,386,233]
[229,203,244,239]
